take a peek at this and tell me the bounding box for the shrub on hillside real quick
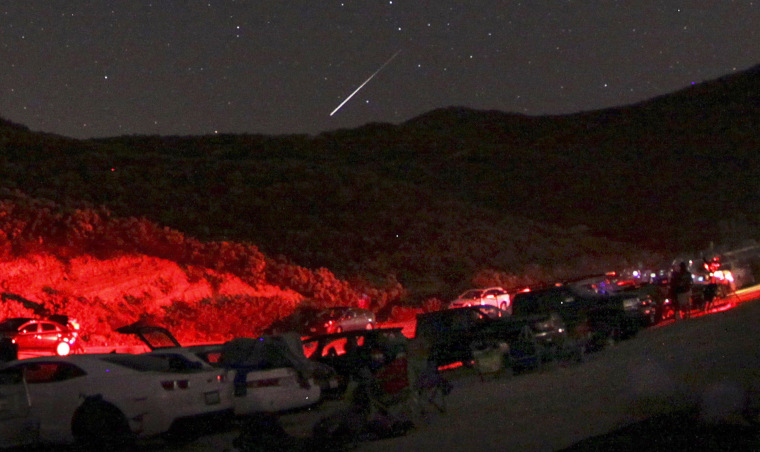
[162,295,294,343]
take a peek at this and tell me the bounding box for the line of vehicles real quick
[423,265,739,373]
[0,268,734,449]
[0,305,389,450]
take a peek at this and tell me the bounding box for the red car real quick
[0,316,81,356]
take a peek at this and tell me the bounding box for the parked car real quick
[117,323,328,414]
[304,307,377,335]
[301,327,408,394]
[511,283,642,351]
[0,353,232,449]
[448,287,512,313]
[263,307,323,336]
[0,316,81,357]
[414,307,541,370]
[565,276,660,328]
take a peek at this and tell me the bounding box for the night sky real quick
[2,1,759,140]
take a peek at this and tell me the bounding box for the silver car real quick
[448,287,512,313]
[306,307,376,335]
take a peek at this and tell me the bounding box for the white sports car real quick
[117,324,324,416]
[448,287,512,313]
[0,353,232,449]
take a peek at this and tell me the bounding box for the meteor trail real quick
[330,49,402,117]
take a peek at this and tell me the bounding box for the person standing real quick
[670,262,693,320]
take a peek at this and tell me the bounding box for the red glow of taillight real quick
[161,381,175,390]
[177,380,189,389]
[217,374,227,383]
[438,362,463,371]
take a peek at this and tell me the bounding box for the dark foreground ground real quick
[561,408,760,451]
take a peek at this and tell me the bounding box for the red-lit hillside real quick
[0,192,405,347]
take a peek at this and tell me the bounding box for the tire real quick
[73,399,133,451]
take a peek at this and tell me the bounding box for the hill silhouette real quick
[2,65,759,306]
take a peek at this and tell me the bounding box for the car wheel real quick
[56,341,72,356]
[73,398,133,450]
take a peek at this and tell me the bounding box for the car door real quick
[37,323,61,352]
[0,367,37,448]
[483,289,500,307]
[18,361,88,444]
[14,322,40,352]
[342,310,358,331]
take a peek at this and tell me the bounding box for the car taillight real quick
[161,380,190,390]
[217,374,227,383]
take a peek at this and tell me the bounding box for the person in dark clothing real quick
[670,262,693,320]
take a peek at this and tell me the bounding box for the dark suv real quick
[415,307,543,369]
[302,328,408,394]
[0,316,81,357]
[511,284,641,350]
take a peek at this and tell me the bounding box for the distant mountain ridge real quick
[1,64,758,300]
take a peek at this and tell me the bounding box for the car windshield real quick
[0,318,30,332]
[100,355,189,372]
[459,290,484,300]
[318,308,346,320]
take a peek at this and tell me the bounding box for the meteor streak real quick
[330,49,402,116]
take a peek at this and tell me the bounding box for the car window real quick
[21,363,87,384]
[20,323,38,334]
[147,353,204,372]
[199,351,223,365]
[302,340,318,358]
[41,323,58,332]
[321,338,348,356]
[461,290,483,299]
